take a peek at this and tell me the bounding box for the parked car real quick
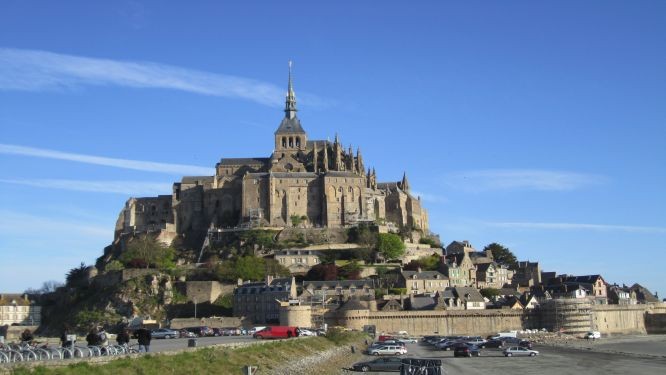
[151,328,180,339]
[179,329,197,338]
[184,326,214,337]
[352,357,403,372]
[483,339,505,348]
[397,337,418,344]
[379,339,406,347]
[503,346,539,357]
[504,338,533,349]
[297,328,315,336]
[454,344,481,357]
[438,341,462,351]
[466,337,487,347]
[253,326,298,339]
[586,331,601,339]
[367,345,407,356]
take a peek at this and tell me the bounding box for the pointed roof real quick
[275,61,306,134]
[401,172,410,191]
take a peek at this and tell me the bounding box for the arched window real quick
[295,137,301,148]
[289,137,293,148]
[282,137,287,148]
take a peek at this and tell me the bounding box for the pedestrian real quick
[86,327,100,346]
[116,328,131,346]
[98,327,109,347]
[60,324,74,348]
[136,326,152,353]
[20,329,34,344]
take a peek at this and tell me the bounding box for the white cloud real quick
[411,190,448,203]
[447,169,605,192]
[485,221,666,234]
[0,209,110,239]
[0,178,172,195]
[0,143,213,175]
[0,48,328,107]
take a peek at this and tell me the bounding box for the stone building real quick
[114,67,429,249]
[399,269,450,294]
[512,261,542,288]
[232,276,297,324]
[0,294,41,326]
[475,262,511,289]
[274,249,321,275]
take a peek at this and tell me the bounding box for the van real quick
[253,326,299,339]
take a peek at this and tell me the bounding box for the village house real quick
[232,276,296,324]
[399,269,450,294]
[0,294,41,326]
[274,249,320,275]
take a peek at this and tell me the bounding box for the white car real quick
[368,345,407,356]
[297,328,315,336]
[398,337,418,344]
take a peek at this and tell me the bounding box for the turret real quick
[357,148,365,176]
[312,142,319,173]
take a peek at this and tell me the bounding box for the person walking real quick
[60,325,74,348]
[136,326,152,353]
[116,328,130,346]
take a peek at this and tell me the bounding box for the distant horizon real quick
[1,1,665,297]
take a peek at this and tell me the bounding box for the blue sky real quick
[1,1,665,296]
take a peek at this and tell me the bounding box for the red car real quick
[253,326,298,339]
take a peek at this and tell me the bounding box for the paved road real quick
[349,335,666,375]
[148,335,256,352]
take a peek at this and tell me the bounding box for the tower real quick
[274,61,307,154]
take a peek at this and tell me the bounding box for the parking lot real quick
[348,335,666,374]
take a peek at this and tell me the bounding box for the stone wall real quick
[591,304,648,335]
[332,309,526,337]
[169,316,242,329]
[185,281,230,303]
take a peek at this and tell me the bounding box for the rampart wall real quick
[591,305,648,335]
[336,309,528,337]
[318,303,666,337]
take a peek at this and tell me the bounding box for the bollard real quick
[188,338,197,347]
[351,345,356,354]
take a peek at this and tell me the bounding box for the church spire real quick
[285,61,297,119]
[401,172,410,192]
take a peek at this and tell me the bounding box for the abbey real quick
[115,67,429,243]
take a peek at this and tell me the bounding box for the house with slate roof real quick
[399,269,450,294]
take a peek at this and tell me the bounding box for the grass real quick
[9,333,366,375]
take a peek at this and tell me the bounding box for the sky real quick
[1,1,665,296]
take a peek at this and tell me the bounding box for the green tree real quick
[376,233,406,260]
[234,256,266,281]
[105,260,125,272]
[66,262,90,288]
[264,258,291,278]
[120,236,176,270]
[339,260,362,280]
[483,242,518,270]
[480,288,501,300]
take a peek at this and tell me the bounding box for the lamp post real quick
[194,298,197,319]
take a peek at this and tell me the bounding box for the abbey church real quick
[115,68,429,244]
